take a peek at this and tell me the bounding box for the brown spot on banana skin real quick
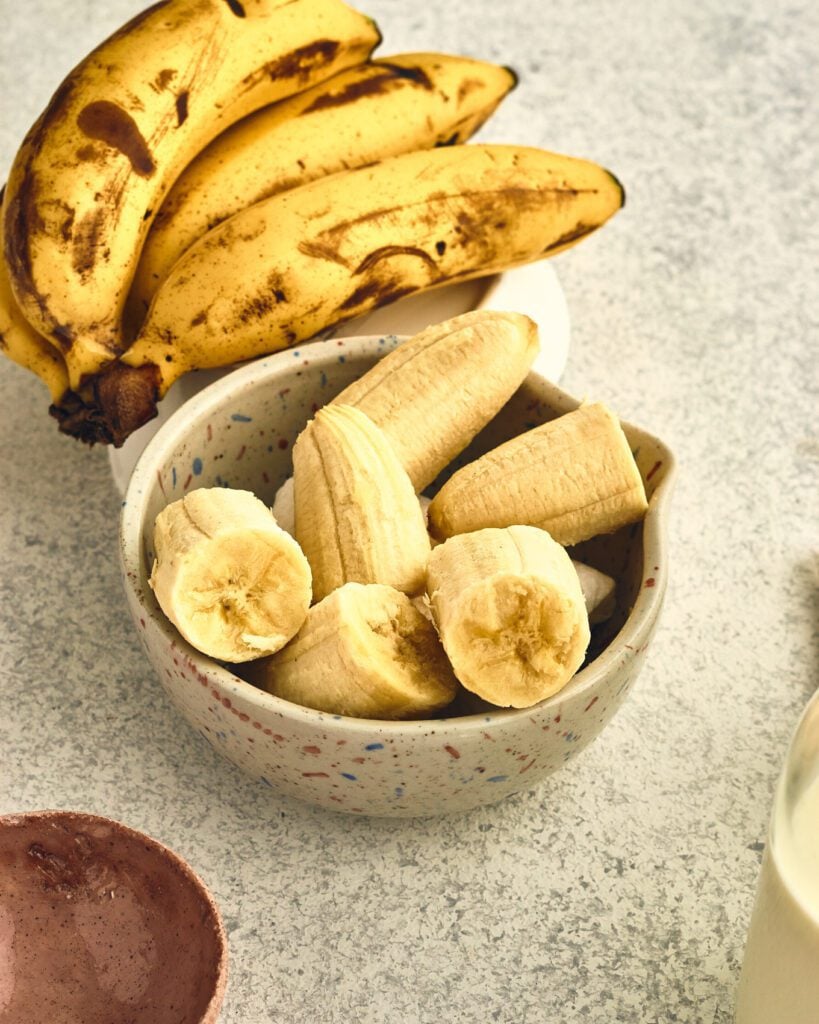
[175,91,189,126]
[71,207,107,277]
[353,245,437,276]
[53,201,76,243]
[150,68,177,93]
[223,0,246,15]
[456,78,484,102]
[374,62,433,89]
[302,68,411,113]
[75,143,103,163]
[51,324,75,352]
[339,280,417,311]
[236,275,288,324]
[4,168,47,313]
[239,40,341,95]
[77,101,156,177]
[297,239,349,267]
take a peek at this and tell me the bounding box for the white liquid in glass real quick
[735,772,819,1023]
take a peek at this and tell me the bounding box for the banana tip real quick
[606,168,626,208]
[501,65,520,91]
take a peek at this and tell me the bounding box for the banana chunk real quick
[572,560,617,625]
[274,475,432,540]
[426,526,590,708]
[271,476,296,536]
[293,404,431,602]
[149,488,311,663]
[255,582,458,720]
[428,402,648,546]
[332,310,540,491]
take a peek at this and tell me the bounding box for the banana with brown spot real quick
[59,143,623,445]
[3,0,380,394]
[126,52,517,329]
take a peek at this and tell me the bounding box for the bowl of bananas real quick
[119,310,675,818]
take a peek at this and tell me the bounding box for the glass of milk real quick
[735,688,819,1023]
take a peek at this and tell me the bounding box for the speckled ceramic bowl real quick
[0,810,227,1023]
[120,334,675,818]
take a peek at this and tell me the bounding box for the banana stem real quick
[49,361,160,446]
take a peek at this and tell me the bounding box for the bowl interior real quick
[0,810,226,1024]
[123,333,674,728]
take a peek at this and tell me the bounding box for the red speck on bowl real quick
[0,810,227,1023]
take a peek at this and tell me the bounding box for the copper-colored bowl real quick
[0,810,227,1023]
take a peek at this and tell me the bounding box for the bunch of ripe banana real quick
[0,0,624,447]
[149,310,647,719]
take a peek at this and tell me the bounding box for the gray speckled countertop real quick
[1,2,817,1021]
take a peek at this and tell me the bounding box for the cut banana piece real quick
[426,526,590,708]
[254,582,458,719]
[271,476,296,536]
[572,560,617,625]
[273,473,432,540]
[149,488,311,663]
[428,402,648,547]
[332,310,539,491]
[293,404,430,601]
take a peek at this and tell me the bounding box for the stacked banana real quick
[149,311,648,720]
[0,0,624,446]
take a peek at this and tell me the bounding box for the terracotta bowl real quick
[0,810,227,1022]
[120,334,676,818]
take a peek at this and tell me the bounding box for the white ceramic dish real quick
[119,333,675,819]
[108,263,570,495]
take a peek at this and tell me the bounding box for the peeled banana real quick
[149,487,312,662]
[573,560,617,625]
[292,404,430,601]
[331,310,539,491]
[54,143,624,445]
[271,476,297,536]
[3,0,380,391]
[426,526,590,708]
[428,402,648,546]
[127,52,517,327]
[253,581,458,719]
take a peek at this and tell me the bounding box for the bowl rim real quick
[120,335,676,736]
[0,808,228,1020]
